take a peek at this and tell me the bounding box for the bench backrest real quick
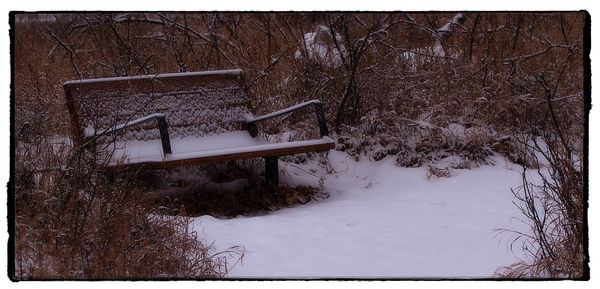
[64,69,251,146]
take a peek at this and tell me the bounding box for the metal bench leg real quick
[265,156,279,185]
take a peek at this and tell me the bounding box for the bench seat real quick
[105,131,335,169]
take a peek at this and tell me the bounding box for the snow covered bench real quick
[63,69,335,184]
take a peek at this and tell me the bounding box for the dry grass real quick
[13,137,242,279]
[152,181,328,218]
[494,126,586,279]
[139,160,329,218]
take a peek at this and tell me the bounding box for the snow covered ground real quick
[191,151,531,278]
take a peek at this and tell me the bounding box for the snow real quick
[399,14,465,72]
[191,152,530,278]
[438,13,465,34]
[443,123,466,138]
[295,25,346,67]
[104,131,334,165]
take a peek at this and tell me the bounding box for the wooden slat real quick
[107,141,335,171]
[64,71,242,97]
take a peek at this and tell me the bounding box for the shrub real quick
[13,135,240,279]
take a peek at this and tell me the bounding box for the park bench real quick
[63,69,335,184]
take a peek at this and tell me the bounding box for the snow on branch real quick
[438,13,465,37]
[294,25,346,67]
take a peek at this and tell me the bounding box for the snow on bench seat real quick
[106,131,334,169]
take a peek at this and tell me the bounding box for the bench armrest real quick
[244,100,329,138]
[85,113,172,155]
